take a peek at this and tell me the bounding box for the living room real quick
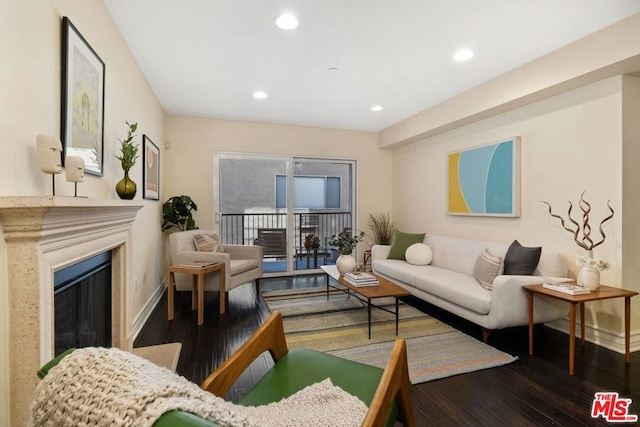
[2,1,640,425]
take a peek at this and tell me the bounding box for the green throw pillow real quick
[387,231,426,260]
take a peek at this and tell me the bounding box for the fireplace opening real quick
[54,251,112,356]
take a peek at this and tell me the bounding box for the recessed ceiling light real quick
[275,13,299,30]
[453,49,474,61]
[328,67,338,73]
[371,105,383,112]
[253,91,268,99]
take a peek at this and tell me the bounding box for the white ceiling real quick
[103,1,640,132]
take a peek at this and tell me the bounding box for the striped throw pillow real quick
[474,249,504,291]
[193,232,223,253]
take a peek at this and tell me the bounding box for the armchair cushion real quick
[229,259,259,276]
[238,349,397,427]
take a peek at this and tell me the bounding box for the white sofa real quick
[372,234,569,340]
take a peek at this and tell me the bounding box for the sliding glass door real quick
[214,153,355,276]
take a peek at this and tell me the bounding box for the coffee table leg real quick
[326,274,329,301]
[395,297,399,335]
[368,299,372,339]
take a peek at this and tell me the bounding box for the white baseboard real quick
[546,318,640,354]
[131,277,167,341]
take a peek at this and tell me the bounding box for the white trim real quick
[132,277,167,340]
[546,318,640,354]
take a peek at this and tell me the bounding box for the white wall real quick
[392,76,640,346]
[0,1,166,424]
[164,116,393,252]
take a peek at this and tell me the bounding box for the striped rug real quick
[263,287,518,384]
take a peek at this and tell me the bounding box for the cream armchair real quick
[169,230,263,302]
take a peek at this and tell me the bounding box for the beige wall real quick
[392,76,640,348]
[164,116,392,249]
[0,1,166,424]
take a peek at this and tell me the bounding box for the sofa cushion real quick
[388,231,426,260]
[425,235,508,276]
[194,232,223,253]
[504,240,541,275]
[405,243,433,265]
[414,272,491,315]
[374,259,451,286]
[474,249,504,291]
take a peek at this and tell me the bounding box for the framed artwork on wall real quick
[143,135,160,200]
[447,137,521,217]
[60,16,105,176]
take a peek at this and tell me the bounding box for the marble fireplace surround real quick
[0,196,143,426]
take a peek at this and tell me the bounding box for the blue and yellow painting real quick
[447,137,520,217]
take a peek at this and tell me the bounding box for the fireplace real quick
[54,251,113,356]
[0,196,143,426]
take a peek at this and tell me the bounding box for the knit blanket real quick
[29,347,368,427]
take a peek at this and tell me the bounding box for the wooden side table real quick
[523,283,638,375]
[167,262,226,325]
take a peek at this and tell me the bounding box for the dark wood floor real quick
[134,275,640,426]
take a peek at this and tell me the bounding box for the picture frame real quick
[447,137,521,217]
[143,135,160,200]
[61,16,105,176]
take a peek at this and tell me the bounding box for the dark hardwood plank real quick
[134,274,640,425]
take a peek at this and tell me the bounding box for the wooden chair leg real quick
[255,278,260,299]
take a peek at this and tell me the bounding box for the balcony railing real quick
[219,212,352,253]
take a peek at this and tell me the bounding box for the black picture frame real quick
[61,16,105,176]
[143,135,160,200]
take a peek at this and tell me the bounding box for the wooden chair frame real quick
[201,312,415,426]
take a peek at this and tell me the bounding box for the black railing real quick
[220,212,352,250]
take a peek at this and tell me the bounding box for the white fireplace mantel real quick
[0,196,143,426]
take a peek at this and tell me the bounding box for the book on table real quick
[343,272,379,287]
[179,260,219,268]
[542,281,590,295]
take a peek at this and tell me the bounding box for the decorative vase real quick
[578,265,600,291]
[336,254,357,275]
[116,172,137,200]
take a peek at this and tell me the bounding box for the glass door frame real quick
[213,151,358,277]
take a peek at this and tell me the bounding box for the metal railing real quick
[219,212,352,251]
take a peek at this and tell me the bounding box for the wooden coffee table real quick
[523,283,638,375]
[321,265,410,339]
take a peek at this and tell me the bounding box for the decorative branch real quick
[541,191,615,251]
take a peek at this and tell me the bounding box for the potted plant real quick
[115,121,139,199]
[329,229,365,274]
[162,195,199,231]
[303,233,320,250]
[366,211,395,245]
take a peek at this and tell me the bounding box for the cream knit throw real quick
[29,347,368,427]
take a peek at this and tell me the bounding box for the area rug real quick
[263,288,517,384]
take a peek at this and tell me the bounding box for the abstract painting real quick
[447,137,520,217]
[143,135,160,200]
[61,17,105,176]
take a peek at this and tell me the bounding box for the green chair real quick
[37,312,415,426]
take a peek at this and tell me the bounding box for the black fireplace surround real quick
[53,251,112,356]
